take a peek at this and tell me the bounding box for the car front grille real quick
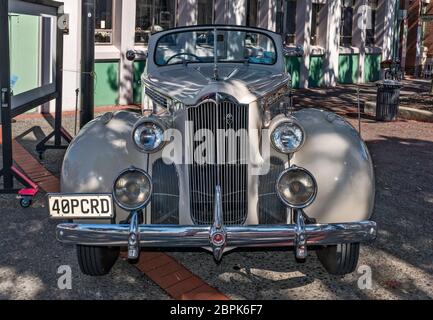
[258,157,289,224]
[145,87,168,109]
[151,159,179,225]
[187,99,249,225]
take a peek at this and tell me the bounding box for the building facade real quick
[10,0,401,111]
[399,0,433,76]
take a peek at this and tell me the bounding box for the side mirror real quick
[126,50,136,61]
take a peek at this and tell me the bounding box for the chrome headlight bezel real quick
[276,166,318,209]
[112,167,153,211]
[270,117,306,154]
[132,117,167,154]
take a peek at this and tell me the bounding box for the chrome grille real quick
[145,87,168,108]
[258,157,288,224]
[151,159,179,224]
[188,99,249,225]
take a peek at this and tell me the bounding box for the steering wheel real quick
[165,53,203,65]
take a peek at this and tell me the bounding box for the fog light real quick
[113,168,152,211]
[276,167,317,209]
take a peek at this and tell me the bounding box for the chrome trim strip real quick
[128,211,139,259]
[56,221,377,257]
[210,186,227,261]
[295,209,307,259]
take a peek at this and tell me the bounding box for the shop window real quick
[95,0,113,44]
[340,0,355,47]
[311,3,324,46]
[284,0,297,44]
[366,0,378,46]
[246,0,259,27]
[197,0,214,25]
[135,0,176,45]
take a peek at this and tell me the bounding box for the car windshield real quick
[155,28,277,66]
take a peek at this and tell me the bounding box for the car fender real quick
[292,108,375,224]
[61,111,146,222]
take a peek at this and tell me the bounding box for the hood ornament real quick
[226,113,234,126]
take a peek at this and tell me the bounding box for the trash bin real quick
[375,80,402,121]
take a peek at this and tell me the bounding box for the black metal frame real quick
[0,0,68,194]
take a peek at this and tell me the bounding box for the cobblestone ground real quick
[0,82,432,300]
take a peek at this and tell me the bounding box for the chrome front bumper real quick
[55,187,377,261]
[57,220,377,257]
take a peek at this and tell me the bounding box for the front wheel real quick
[316,243,360,275]
[76,245,120,276]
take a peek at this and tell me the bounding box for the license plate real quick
[48,194,114,219]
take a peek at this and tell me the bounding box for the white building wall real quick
[119,0,136,105]
[177,0,197,26]
[258,0,276,31]
[226,0,246,25]
[353,0,367,83]
[376,0,398,61]
[296,0,313,89]
[61,0,81,111]
[323,0,341,87]
[214,0,226,24]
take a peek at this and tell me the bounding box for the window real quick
[284,0,297,44]
[197,0,214,25]
[340,0,355,47]
[246,0,259,27]
[95,0,113,44]
[155,29,277,66]
[135,0,176,45]
[311,3,324,46]
[366,0,378,46]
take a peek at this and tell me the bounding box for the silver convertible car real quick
[50,25,377,276]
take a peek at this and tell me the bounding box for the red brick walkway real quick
[121,252,229,300]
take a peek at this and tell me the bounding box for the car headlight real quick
[113,168,152,211]
[270,119,305,154]
[276,167,317,209]
[133,118,166,153]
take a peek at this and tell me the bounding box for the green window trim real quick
[309,55,325,88]
[94,60,119,107]
[338,54,359,84]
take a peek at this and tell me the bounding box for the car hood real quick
[142,64,289,105]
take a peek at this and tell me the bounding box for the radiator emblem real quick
[226,113,234,126]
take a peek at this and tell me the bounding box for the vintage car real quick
[50,25,377,277]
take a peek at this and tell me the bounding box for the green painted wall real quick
[9,14,40,95]
[94,61,119,107]
[285,56,301,89]
[309,56,324,87]
[133,60,146,104]
[364,53,381,82]
[338,54,359,84]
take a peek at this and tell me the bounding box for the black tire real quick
[76,245,119,276]
[316,243,360,275]
[20,198,32,208]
